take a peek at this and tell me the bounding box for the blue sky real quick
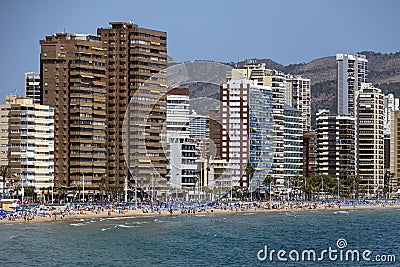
[0,0,399,102]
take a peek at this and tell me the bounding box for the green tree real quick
[25,186,36,203]
[0,166,11,198]
[263,175,276,201]
[99,177,106,205]
[245,163,255,200]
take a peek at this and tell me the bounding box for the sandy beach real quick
[1,202,399,224]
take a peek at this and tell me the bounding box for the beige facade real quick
[390,111,400,193]
[286,75,311,131]
[356,83,384,195]
[0,96,54,193]
[228,66,284,183]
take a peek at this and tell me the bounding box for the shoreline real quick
[1,202,399,225]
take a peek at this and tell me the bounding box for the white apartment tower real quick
[24,72,41,105]
[0,95,54,195]
[228,65,285,184]
[384,94,399,136]
[337,53,368,116]
[166,88,197,189]
[283,105,303,180]
[189,111,207,139]
[286,75,311,131]
[220,78,274,188]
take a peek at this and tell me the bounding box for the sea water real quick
[1,209,399,266]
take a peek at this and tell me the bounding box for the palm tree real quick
[1,166,11,198]
[25,186,36,203]
[245,162,255,200]
[192,176,198,201]
[263,175,274,201]
[99,177,106,206]
[14,183,22,198]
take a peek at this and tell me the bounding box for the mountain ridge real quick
[188,51,400,126]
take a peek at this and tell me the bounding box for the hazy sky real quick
[1,0,399,102]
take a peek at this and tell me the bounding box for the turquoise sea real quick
[1,209,399,266]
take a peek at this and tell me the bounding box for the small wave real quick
[10,235,17,239]
[334,210,349,214]
[116,224,138,228]
[132,221,147,225]
[105,216,137,221]
[105,217,125,220]
[195,215,206,217]
[70,223,86,226]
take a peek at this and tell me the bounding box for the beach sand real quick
[1,202,399,224]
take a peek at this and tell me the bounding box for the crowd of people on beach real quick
[1,199,400,223]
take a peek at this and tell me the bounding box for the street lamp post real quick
[337,177,339,200]
[82,173,85,202]
[51,178,54,204]
[124,174,128,203]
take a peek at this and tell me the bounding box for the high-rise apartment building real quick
[283,105,303,180]
[189,111,207,139]
[220,78,273,188]
[384,94,399,136]
[229,65,285,184]
[337,53,368,115]
[316,109,355,180]
[356,83,384,194]
[302,130,317,178]
[0,96,54,195]
[286,75,311,131]
[390,111,400,193]
[384,94,399,172]
[206,109,222,158]
[165,88,197,189]
[25,72,41,104]
[40,33,107,187]
[97,22,167,186]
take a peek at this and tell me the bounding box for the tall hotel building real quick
[229,65,285,184]
[286,75,311,131]
[302,130,317,178]
[0,96,54,194]
[189,111,207,139]
[384,94,399,173]
[25,72,41,104]
[220,78,273,188]
[165,88,197,189]
[207,109,222,158]
[283,105,303,180]
[337,54,368,116]
[390,111,400,192]
[316,109,355,180]
[40,33,107,187]
[97,22,167,186]
[356,83,384,194]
